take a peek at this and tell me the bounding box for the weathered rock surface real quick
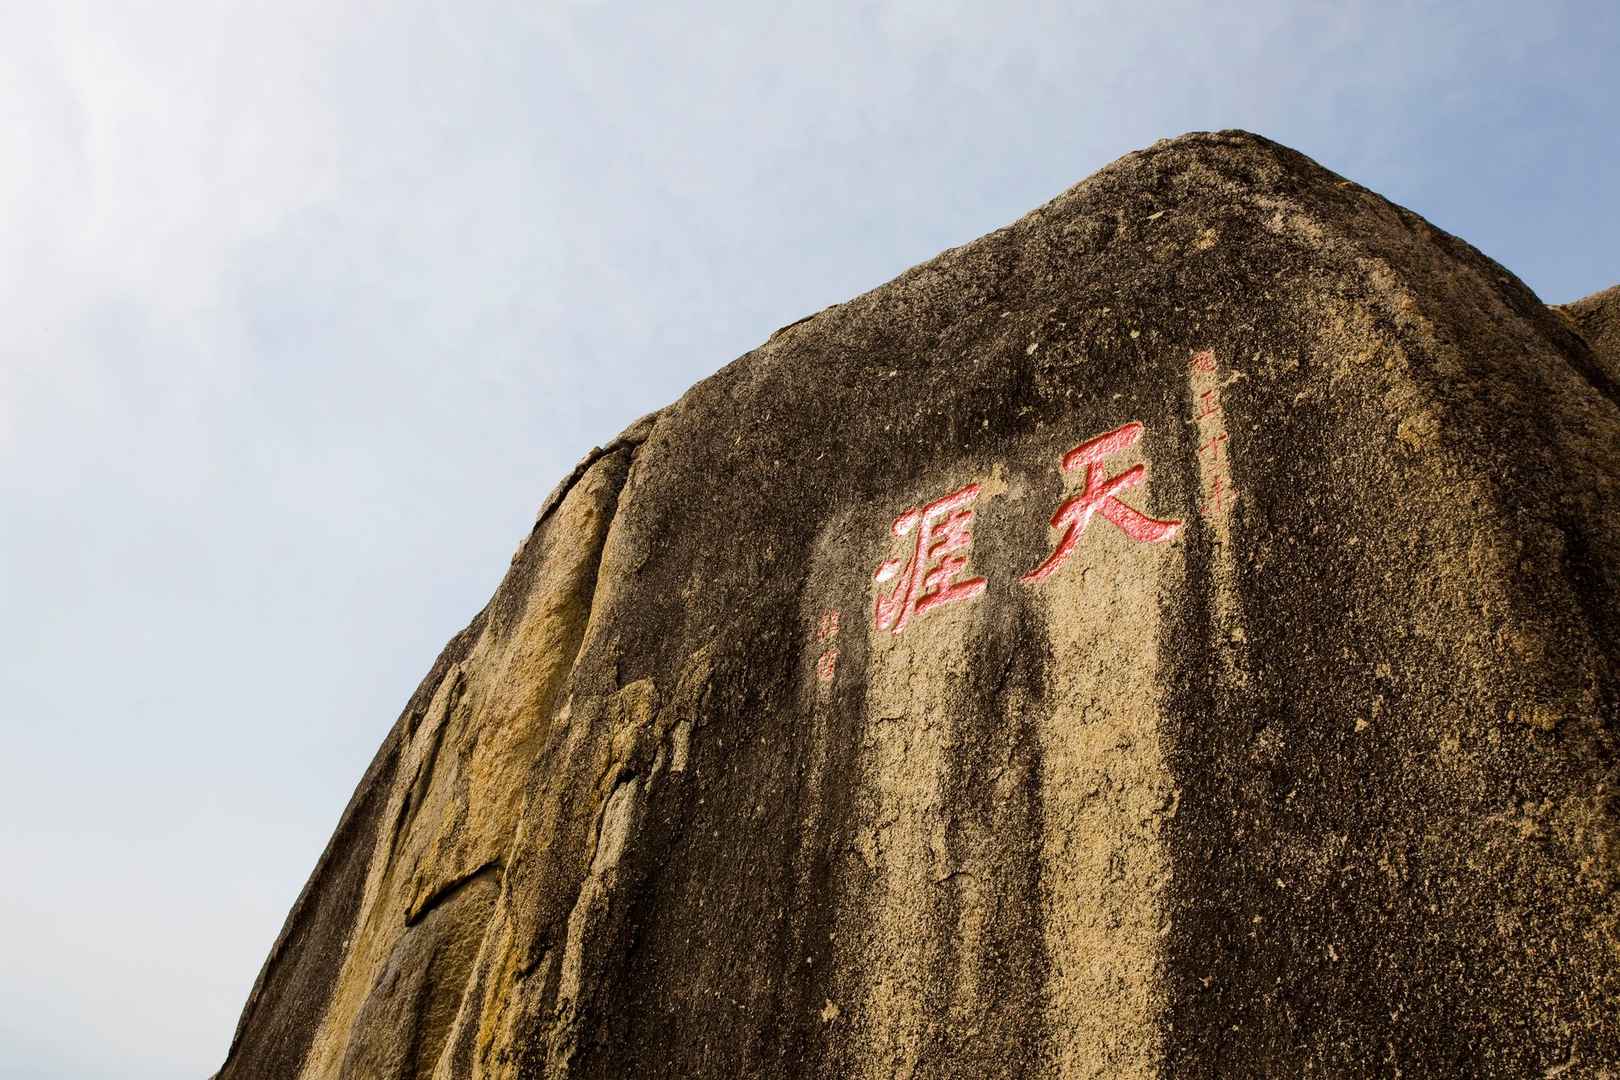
[1562,284,1620,389]
[218,132,1620,1079]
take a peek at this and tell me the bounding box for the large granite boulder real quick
[218,131,1619,1079]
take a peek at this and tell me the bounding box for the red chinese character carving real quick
[817,610,841,642]
[816,648,840,683]
[1023,422,1182,584]
[1189,349,1217,373]
[873,482,989,633]
[1195,389,1222,420]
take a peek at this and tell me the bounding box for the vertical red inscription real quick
[1022,422,1182,584]
[815,609,841,682]
[1189,348,1237,519]
[873,482,989,633]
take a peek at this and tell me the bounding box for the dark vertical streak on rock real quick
[1165,314,1419,1075]
[1559,516,1620,723]
[560,599,833,1079]
[916,594,1053,1078]
[1156,343,1224,1080]
[976,594,1052,1080]
[778,605,872,1079]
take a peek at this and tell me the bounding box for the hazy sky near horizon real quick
[1,2,1616,1076]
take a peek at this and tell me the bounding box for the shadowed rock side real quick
[218,132,1619,1080]
[1562,284,1620,391]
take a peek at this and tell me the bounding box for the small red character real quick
[816,610,841,643]
[816,648,840,683]
[1198,431,1229,462]
[1195,389,1222,420]
[1201,474,1235,519]
[873,482,989,633]
[1023,422,1183,583]
[1189,349,1217,373]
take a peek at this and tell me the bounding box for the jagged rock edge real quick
[218,411,661,1078]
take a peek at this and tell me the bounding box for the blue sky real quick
[1,2,1615,1076]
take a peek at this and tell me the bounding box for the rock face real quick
[218,132,1620,1079]
[1562,284,1620,389]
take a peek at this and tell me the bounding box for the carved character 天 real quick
[1022,422,1182,583]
